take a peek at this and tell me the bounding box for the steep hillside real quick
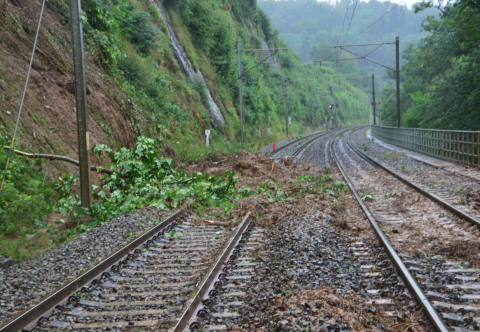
[0,0,372,258]
[0,0,373,169]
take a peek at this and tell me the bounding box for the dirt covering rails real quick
[226,216,430,332]
[257,130,326,155]
[352,129,480,232]
[334,128,480,331]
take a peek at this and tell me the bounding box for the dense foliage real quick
[0,137,56,237]
[0,0,375,259]
[56,136,239,228]
[380,0,480,130]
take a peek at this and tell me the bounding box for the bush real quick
[189,77,210,110]
[0,136,56,237]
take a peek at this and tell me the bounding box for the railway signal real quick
[316,38,401,127]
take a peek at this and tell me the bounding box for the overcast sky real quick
[320,0,421,10]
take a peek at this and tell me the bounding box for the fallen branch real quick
[3,146,114,174]
[268,160,275,176]
[204,220,231,227]
[276,211,292,222]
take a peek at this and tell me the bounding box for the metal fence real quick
[371,125,480,166]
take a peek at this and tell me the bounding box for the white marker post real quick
[205,129,211,146]
[288,117,291,125]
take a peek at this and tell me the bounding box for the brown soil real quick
[186,152,376,245]
[248,287,427,332]
[348,166,480,265]
[0,0,139,180]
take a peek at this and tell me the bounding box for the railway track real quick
[0,210,257,332]
[270,130,330,158]
[320,127,480,332]
[352,129,480,227]
[5,126,480,332]
[258,130,326,155]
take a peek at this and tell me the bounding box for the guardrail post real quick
[439,131,443,158]
[477,132,480,166]
[468,132,471,164]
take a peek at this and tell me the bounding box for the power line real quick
[343,0,358,44]
[337,0,351,46]
[1,0,46,198]
[345,0,406,43]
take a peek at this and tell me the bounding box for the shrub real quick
[0,136,56,237]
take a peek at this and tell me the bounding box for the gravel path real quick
[0,207,168,325]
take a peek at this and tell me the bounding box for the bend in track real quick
[330,130,449,332]
[347,127,480,229]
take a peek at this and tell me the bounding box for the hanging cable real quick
[0,0,46,199]
[345,0,406,43]
[343,0,359,44]
[337,0,351,46]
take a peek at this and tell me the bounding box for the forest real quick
[260,0,480,131]
[379,0,480,130]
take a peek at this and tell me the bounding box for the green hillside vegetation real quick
[380,0,480,130]
[0,0,371,259]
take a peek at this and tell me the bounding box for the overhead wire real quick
[0,0,47,198]
[51,0,310,129]
[343,0,359,44]
[345,0,406,43]
[337,0,351,46]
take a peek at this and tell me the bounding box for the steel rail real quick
[347,127,480,228]
[0,208,188,332]
[291,129,340,158]
[170,211,252,331]
[271,130,328,156]
[330,129,449,332]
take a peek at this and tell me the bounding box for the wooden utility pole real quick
[69,0,92,208]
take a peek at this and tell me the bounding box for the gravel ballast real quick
[257,130,325,154]
[229,216,429,331]
[0,207,168,325]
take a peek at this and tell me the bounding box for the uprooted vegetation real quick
[0,136,352,260]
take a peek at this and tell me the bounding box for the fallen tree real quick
[3,146,114,174]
